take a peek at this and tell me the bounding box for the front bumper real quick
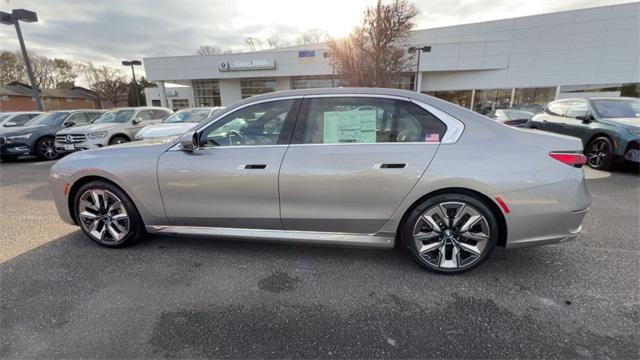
[0,141,33,156]
[55,137,107,153]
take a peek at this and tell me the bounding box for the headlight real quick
[6,133,32,142]
[87,131,107,139]
[627,128,640,137]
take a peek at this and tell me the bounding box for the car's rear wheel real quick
[586,136,614,170]
[402,193,498,274]
[35,137,58,160]
[109,136,128,145]
[74,181,144,247]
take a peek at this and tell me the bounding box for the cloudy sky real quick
[0,0,635,73]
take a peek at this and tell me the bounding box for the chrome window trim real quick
[410,99,465,144]
[304,93,410,101]
[198,95,304,130]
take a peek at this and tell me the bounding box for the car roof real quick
[106,106,171,111]
[1,111,43,114]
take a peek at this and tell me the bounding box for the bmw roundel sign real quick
[219,61,229,71]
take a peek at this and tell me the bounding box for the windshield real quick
[164,109,211,124]
[93,109,135,124]
[26,112,69,126]
[592,99,640,119]
[0,114,10,123]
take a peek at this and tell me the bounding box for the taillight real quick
[549,152,587,167]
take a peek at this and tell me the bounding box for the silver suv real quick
[55,107,172,153]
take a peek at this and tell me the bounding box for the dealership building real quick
[143,2,639,113]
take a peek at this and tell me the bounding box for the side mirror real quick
[63,121,75,128]
[3,122,17,127]
[577,114,593,123]
[132,118,141,125]
[180,131,201,152]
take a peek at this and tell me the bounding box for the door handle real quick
[376,163,406,169]
[242,164,267,169]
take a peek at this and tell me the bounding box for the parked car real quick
[0,111,43,127]
[134,107,223,140]
[55,107,172,154]
[486,108,535,127]
[49,88,591,274]
[0,109,104,161]
[528,97,640,170]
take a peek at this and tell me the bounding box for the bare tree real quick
[328,0,418,87]
[84,63,129,107]
[245,37,264,51]
[297,28,329,44]
[0,51,25,85]
[196,45,222,55]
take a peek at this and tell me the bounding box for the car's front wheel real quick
[74,181,144,247]
[109,136,129,145]
[402,193,498,274]
[35,137,58,160]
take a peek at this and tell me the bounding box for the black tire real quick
[74,180,145,247]
[0,155,19,162]
[586,136,614,170]
[401,193,498,274]
[35,137,58,160]
[109,136,129,145]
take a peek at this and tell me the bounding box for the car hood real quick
[599,118,640,128]
[57,123,123,135]
[136,123,198,138]
[0,124,53,137]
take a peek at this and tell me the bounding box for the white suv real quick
[55,107,172,153]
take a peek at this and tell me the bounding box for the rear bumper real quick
[502,169,592,249]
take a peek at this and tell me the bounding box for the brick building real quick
[0,82,101,112]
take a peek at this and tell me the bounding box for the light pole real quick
[1,9,43,110]
[122,60,142,106]
[408,45,431,93]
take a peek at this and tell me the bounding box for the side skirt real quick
[146,225,395,249]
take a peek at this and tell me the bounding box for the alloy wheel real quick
[39,139,57,160]
[412,201,491,270]
[78,189,130,244]
[587,139,610,168]
[113,138,126,144]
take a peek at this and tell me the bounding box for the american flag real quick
[424,133,440,142]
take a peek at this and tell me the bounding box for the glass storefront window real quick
[424,90,473,109]
[292,76,343,89]
[513,87,556,110]
[387,75,415,91]
[240,79,277,99]
[473,88,512,114]
[193,80,221,107]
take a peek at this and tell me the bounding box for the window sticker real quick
[424,133,440,142]
[323,109,377,143]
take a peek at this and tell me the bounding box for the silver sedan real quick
[49,88,591,273]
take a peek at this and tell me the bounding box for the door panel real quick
[158,146,287,228]
[279,143,438,233]
[279,96,445,234]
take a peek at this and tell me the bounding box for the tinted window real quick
[164,109,211,124]
[135,110,153,121]
[565,101,589,119]
[93,110,134,124]
[27,112,69,126]
[300,97,446,144]
[11,114,32,126]
[545,102,570,117]
[592,99,640,119]
[66,112,89,124]
[201,100,296,147]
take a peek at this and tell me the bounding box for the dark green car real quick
[528,97,640,170]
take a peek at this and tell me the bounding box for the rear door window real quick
[297,97,447,144]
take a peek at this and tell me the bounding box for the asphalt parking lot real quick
[0,159,638,359]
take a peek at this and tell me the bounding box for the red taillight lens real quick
[549,152,587,167]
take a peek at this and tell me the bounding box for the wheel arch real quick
[396,187,508,247]
[585,132,613,150]
[67,175,139,225]
[108,133,131,144]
